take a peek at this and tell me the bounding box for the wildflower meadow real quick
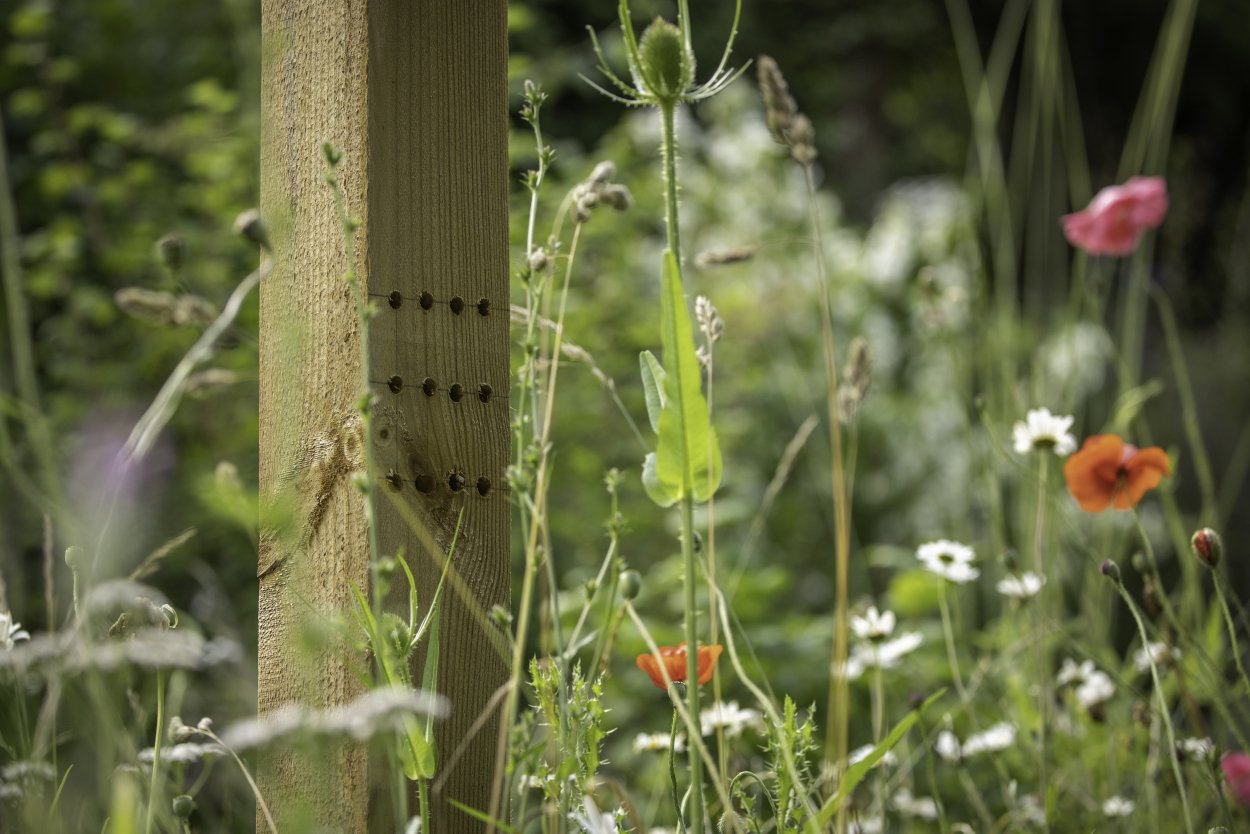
[2,0,1250,832]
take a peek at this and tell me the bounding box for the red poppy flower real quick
[636,643,723,690]
[1222,751,1250,808]
[1062,176,1168,256]
[1063,434,1170,512]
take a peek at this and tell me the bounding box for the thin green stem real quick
[1031,455,1051,832]
[870,662,885,832]
[1112,578,1194,834]
[145,671,166,834]
[0,106,60,510]
[1214,574,1250,698]
[938,581,969,703]
[802,162,851,831]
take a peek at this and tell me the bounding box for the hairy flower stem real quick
[659,99,706,834]
[418,776,431,834]
[1113,578,1194,834]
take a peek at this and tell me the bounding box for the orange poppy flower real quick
[636,643,723,690]
[1063,434,1170,512]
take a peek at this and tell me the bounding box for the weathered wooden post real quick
[257,1,509,830]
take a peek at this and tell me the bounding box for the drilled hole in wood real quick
[414,473,435,494]
[477,298,491,316]
[449,383,465,402]
[387,291,403,309]
[476,476,491,497]
[387,375,404,394]
[378,427,391,441]
[478,383,492,403]
[385,471,403,492]
[449,295,465,315]
[448,472,466,492]
[422,377,437,396]
[419,291,434,310]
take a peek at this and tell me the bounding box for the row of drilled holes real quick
[386,291,490,317]
[386,470,492,497]
[386,375,492,403]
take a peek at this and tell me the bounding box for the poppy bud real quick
[619,569,642,600]
[1100,560,1121,583]
[64,545,84,569]
[1191,528,1223,569]
[171,794,195,820]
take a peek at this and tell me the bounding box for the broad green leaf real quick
[396,713,435,780]
[811,689,946,830]
[642,451,678,507]
[651,249,723,505]
[639,350,667,434]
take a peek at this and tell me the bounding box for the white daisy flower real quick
[1012,408,1077,456]
[892,788,939,820]
[962,722,1016,756]
[1134,642,1180,673]
[700,701,763,738]
[848,819,883,834]
[1,612,30,650]
[1101,796,1135,817]
[1179,737,1213,762]
[633,732,685,753]
[917,540,980,584]
[997,572,1045,600]
[845,632,924,681]
[848,744,897,768]
[851,606,896,640]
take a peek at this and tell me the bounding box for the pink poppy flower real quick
[1062,176,1168,256]
[1221,751,1250,808]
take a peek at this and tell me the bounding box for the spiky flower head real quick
[637,18,694,107]
[584,0,747,110]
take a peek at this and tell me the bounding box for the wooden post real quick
[258,2,509,830]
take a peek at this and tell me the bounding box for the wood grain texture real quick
[259,1,508,831]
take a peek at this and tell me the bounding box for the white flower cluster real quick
[996,572,1045,600]
[843,605,924,680]
[1178,736,1213,762]
[1134,641,1180,673]
[934,721,1017,762]
[633,732,685,753]
[1057,658,1115,710]
[917,540,979,584]
[1101,796,1135,817]
[892,788,939,820]
[1012,408,1077,456]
